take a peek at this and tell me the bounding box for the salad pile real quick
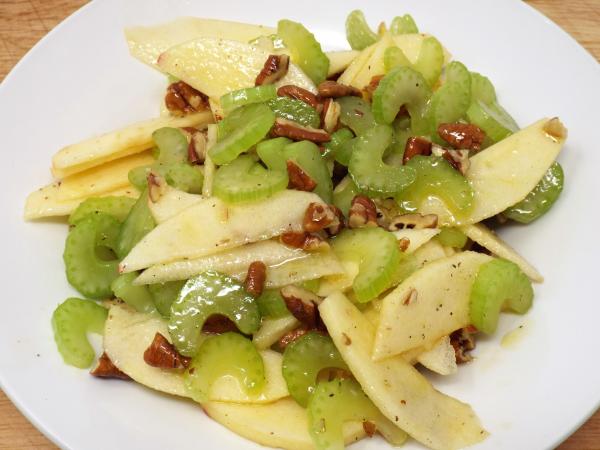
[25,10,567,450]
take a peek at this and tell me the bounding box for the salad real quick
[24,10,567,450]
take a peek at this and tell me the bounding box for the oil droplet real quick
[501,323,527,349]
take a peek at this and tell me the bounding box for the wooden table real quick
[1,0,599,448]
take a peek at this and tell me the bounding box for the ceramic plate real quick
[1,0,599,448]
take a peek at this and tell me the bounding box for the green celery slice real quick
[284,141,333,203]
[256,289,291,319]
[165,163,204,194]
[321,128,355,159]
[110,272,156,314]
[413,36,444,87]
[116,189,155,259]
[148,280,186,318]
[466,100,517,143]
[220,85,277,114]
[436,227,468,248]
[267,97,321,128]
[338,96,377,136]
[383,46,411,72]
[153,127,188,164]
[332,176,360,216]
[470,72,497,105]
[345,10,378,50]
[256,137,292,170]
[278,19,329,84]
[69,196,136,225]
[390,14,419,34]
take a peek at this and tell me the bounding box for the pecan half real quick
[280,285,323,329]
[144,333,191,369]
[398,237,411,252]
[255,54,290,86]
[188,129,207,164]
[543,117,567,141]
[363,421,377,438]
[317,80,361,98]
[244,261,267,296]
[303,202,344,236]
[203,315,239,333]
[403,136,432,164]
[280,231,330,251]
[348,195,378,229]
[277,85,320,109]
[388,213,438,230]
[431,145,470,175]
[437,123,485,151]
[321,98,341,133]
[272,118,331,143]
[91,352,131,380]
[275,327,310,351]
[147,171,166,203]
[450,327,477,364]
[363,75,384,102]
[287,160,317,192]
[165,81,209,116]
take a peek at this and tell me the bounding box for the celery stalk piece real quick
[153,127,189,164]
[504,162,564,224]
[413,36,444,87]
[383,46,411,72]
[345,10,379,50]
[284,141,333,203]
[372,66,431,125]
[436,227,468,248]
[168,271,260,357]
[256,289,291,319]
[63,213,121,299]
[338,96,376,136]
[267,97,321,128]
[331,227,400,303]
[52,298,107,368]
[128,165,152,191]
[470,72,497,105]
[148,280,186,318]
[185,332,265,403]
[209,103,275,165]
[390,14,419,35]
[116,189,155,259]
[321,128,354,159]
[220,85,277,114]
[69,196,136,225]
[348,124,416,196]
[333,136,358,166]
[308,378,407,450]
[333,176,360,216]
[256,137,292,170]
[466,100,516,143]
[277,19,329,84]
[281,332,348,407]
[110,272,156,314]
[212,155,288,203]
[469,259,534,334]
[164,163,204,194]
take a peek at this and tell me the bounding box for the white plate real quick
[1,0,599,449]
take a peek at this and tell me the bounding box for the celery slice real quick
[470,72,497,105]
[338,96,377,136]
[165,163,204,194]
[285,141,333,203]
[220,85,277,114]
[390,14,419,34]
[466,100,516,143]
[413,36,444,87]
[383,46,411,72]
[256,289,291,319]
[267,97,321,128]
[256,137,292,170]
[116,189,155,259]
[436,227,468,248]
[345,10,378,50]
[332,176,360,216]
[153,127,188,164]
[69,196,136,225]
[110,272,156,314]
[148,280,186,318]
[321,128,354,159]
[278,19,329,84]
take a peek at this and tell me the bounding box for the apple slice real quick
[337,42,377,86]
[374,251,492,359]
[147,185,203,224]
[392,228,441,253]
[52,112,212,178]
[158,37,317,99]
[461,223,543,282]
[319,292,487,450]
[415,335,457,376]
[325,50,359,77]
[120,190,324,273]
[203,398,366,450]
[253,316,300,350]
[104,303,288,403]
[125,17,275,70]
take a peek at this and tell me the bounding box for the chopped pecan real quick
[91,352,131,380]
[363,421,377,438]
[280,231,330,251]
[255,54,290,86]
[450,327,477,364]
[398,237,411,252]
[203,315,239,333]
[287,160,317,192]
[348,195,378,229]
[277,85,320,109]
[244,261,267,296]
[188,130,207,164]
[275,327,310,350]
[303,202,344,236]
[388,213,438,230]
[165,81,209,116]
[321,98,341,133]
[280,285,323,329]
[543,117,567,141]
[437,123,485,151]
[431,145,470,175]
[363,75,384,102]
[373,198,402,229]
[272,118,331,143]
[403,136,432,164]
[147,171,166,203]
[317,80,361,98]
[402,288,418,305]
[144,333,191,370]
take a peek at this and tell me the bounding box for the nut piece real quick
[287,160,317,192]
[280,231,330,252]
[450,327,477,364]
[165,81,209,116]
[403,136,432,164]
[147,171,166,203]
[303,202,344,236]
[543,117,567,142]
[437,123,486,151]
[255,54,290,86]
[144,333,191,369]
[317,80,361,98]
[272,118,331,143]
[388,213,438,230]
[244,261,267,296]
[398,237,411,252]
[362,421,377,438]
[275,327,310,351]
[91,352,132,380]
[363,75,384,102]
[348,195,378,229]
[277,85,320,109]
[431,145,471,175]
[321,98,341,133]
[202,315,239,333]
[280,285,323,329]
[402,288,418,305]
[188,129,207,164]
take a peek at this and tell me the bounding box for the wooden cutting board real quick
[0,0,598,449]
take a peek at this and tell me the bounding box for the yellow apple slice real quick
[264,251,344,288]
[325,50,359,77]
[337,42,377,86]
[253,316,300,350]
[415,335,457,376]
[374,251,492,359]
[203,398,366,450]
[147,185,203,224]
[461,223,543,282]
[392,228,441,253]
[104,303,288,403]
[125,17,276,69]
[157,37,317,99]
[350,33,395,91]
[392,34,452,65]
[120,190,324,273]
[51,112,212,178]
[320,292,487,450]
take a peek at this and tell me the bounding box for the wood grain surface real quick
[0,0,599,449]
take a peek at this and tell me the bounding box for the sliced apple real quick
[157,37,317,99]
[412,239,454,268]
[104,303,289,403]
[392,228,441,254]
[350,33,395,91]
[325,50,359,77]
[416,335,457,376]
[203,397,366,450]
[392,34,452,65]
[461,223,543,282]
[320,292,487,450]
[147,185,203,224]
[337,42,377,86]
[264,251,344,288]
[120,190,324,273]
[253,316,300,350]
[125,17,276,69]
[374,251,492,359]
[51,112,212,178]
